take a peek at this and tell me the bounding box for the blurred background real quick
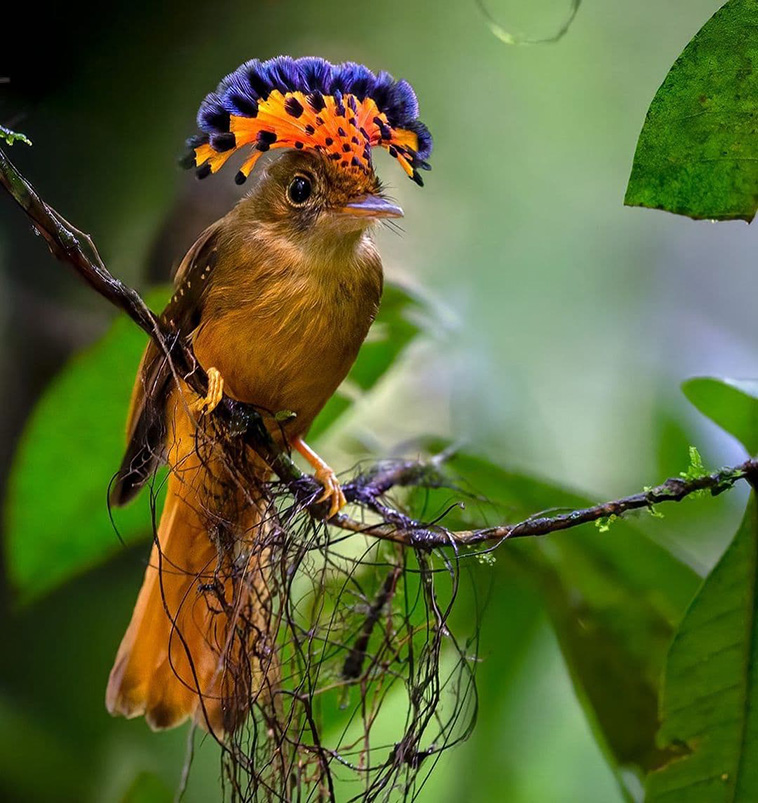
[0,0,751,800]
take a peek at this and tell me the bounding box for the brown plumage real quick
[106,149,402,734]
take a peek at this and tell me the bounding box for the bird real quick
[104,56,432,736]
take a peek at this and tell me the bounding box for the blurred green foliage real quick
[412,452,699,794]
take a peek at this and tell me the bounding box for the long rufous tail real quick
[106,477,225,733]
[107,391,266,736]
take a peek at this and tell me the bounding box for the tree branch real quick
[338,457,758,547]
[0,145,306,489]
[3,143,755,552]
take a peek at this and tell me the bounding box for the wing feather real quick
[110,223,222,506]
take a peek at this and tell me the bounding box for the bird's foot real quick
[293,436,346,518]
[313,464,347,518]
[191,367,225,416]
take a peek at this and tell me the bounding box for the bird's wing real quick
[110,222,222,507]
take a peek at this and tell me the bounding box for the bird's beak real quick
[338,195,404,219]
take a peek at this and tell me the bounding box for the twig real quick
[2,144,756,551]
[335,458,758,547]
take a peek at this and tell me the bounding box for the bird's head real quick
[182,57,431,242]
[241,149,403,245]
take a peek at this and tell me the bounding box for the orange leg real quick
[292,436,346,518]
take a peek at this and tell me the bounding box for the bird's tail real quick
[106,396,269,736]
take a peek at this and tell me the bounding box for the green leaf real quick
[0,125,32,147]
[647,494,758,801]
[4,289,170,604]
[625,0,758,221]
[414,452,700,782]
[683,376,758,454]
[308,282,422,440]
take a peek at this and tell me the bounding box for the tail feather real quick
[107,392,266,736]
[106,479,230,732]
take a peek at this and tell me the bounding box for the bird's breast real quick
[192,252,382,435]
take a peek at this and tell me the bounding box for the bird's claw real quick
[191,367,225,416]
[292,436,346,518]
[314,465,346,518]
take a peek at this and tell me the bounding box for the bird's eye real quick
[287,174,312,206]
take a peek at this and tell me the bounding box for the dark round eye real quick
[287,174,312,205]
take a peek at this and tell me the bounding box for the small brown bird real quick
[105,56,431,734]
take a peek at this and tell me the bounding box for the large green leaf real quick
[625,0,758,221]
[683,376,758,455]
[413,452,700,786]
[3,292,168,605]
[4,283,422,603]
[647,494,758,801]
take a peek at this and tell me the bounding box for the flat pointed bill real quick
[338,195,404,219]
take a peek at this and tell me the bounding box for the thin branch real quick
[337,458,758,547]
[2,143,756,552]
[0,145,306,489]
[0,148,157,333]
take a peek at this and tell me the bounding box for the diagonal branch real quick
[0,145,305,488]
[2,143,756,551]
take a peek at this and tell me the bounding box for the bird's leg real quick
[191,367,225,416]
[292,436,346,518]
